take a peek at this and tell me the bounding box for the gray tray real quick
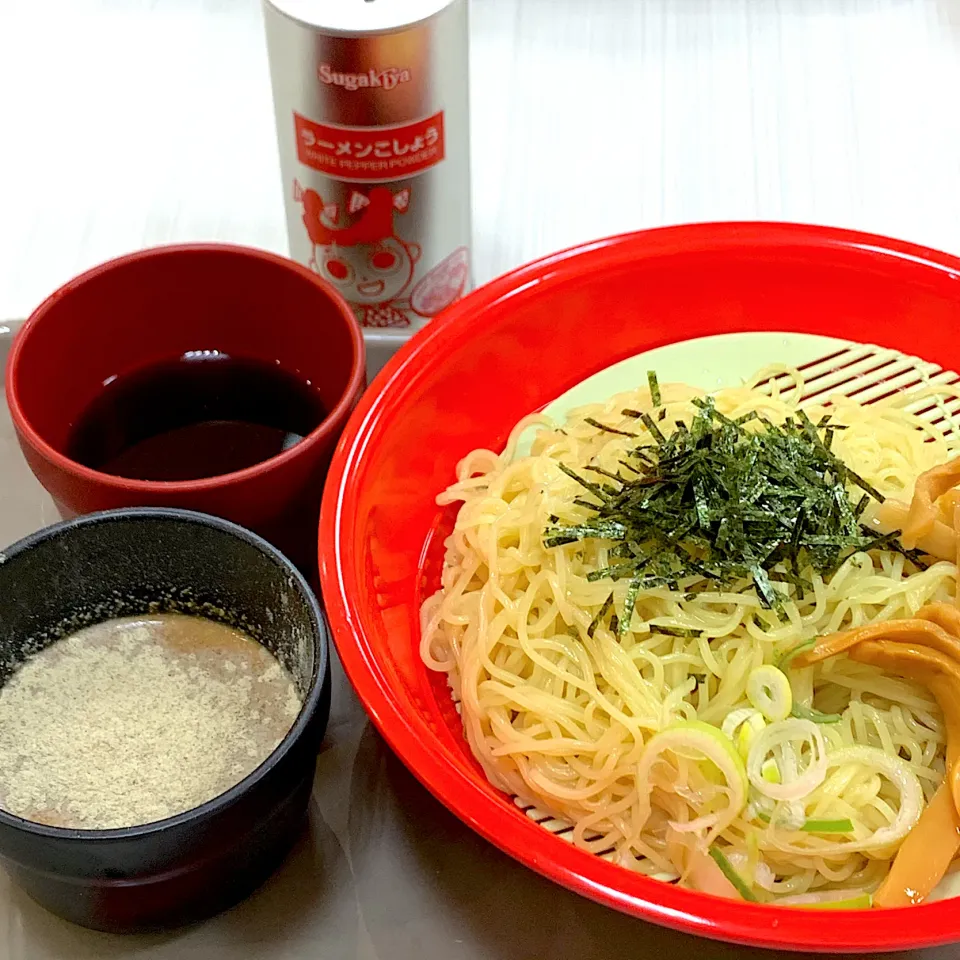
[0,323,946,960]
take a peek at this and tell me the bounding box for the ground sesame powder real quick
[0,614,303,830]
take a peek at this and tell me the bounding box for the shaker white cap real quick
[263,0,459,36]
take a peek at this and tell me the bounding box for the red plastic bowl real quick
[318,223,960,953]
[7,244,364,576]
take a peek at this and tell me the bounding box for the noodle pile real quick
[420,367,960,906]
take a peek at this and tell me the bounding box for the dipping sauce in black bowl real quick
[0,508,331,932]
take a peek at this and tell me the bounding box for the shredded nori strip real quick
[649,624,703,638]
[620,575,644,636]
[544,386,917,621]
[556,462,608,500]
[584,417,638,438]
[587,594,614,638]
[639,412,666,445]
[647,370,662,407]
[583,464,626,483]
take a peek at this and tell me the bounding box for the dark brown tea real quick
[67,353,326,481]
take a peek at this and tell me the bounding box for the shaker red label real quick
[294,111,445,182]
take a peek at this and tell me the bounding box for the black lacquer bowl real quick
[0,507,331,932]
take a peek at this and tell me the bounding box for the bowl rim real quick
[0,505,330,841]
[319,221,960,953]
[4,242,366,493]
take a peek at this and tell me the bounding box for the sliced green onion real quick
[746,719,827,802]
[762,747,923,855]
[739,719,763,759]
[760,758,781,784]
[637,721,748,836]
[777,638,817,671]
[747,665,793,722]
[800,818,854,834]
[708,846,758,902]
[778,890,872,910]
[797,893,872,910]
[819,747,922,851]
[758,811,854,834]
[722,708,767,760]
[791,703,842,724]
[721,707,761,739]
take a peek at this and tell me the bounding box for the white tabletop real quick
[3,1,960,958]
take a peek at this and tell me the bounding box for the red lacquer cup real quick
[6,244,364,576]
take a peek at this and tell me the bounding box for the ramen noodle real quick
[421,366,960,907]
